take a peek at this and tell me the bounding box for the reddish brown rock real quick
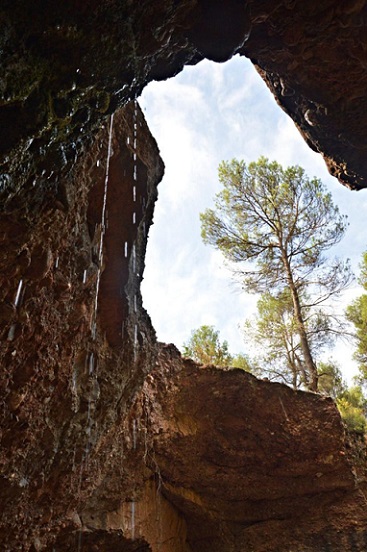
[139,345,367,551]
[1,2,367,551]
[0,103,162,551]
[62,344,367,552]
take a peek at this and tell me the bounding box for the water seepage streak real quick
[14,279,23,308]
[90,113,114,340]
[131,500,136,540]
[76,114,114,552]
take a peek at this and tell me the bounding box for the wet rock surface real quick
[0,103,163,551]
[1,1,367,551]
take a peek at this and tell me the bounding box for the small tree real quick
[317,362,366,434]
[230,353,253,372]
[244,290,302,388]
[201,157,352,391]
[245,290,341,390]
[182,325,251,370]
[346,251,367,384]
[317,360,345,399]
[337,386,367,434]
[182,325,232,366]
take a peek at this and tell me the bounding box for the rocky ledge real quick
[54,344,367,552]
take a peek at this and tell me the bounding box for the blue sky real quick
[139,55,367,383]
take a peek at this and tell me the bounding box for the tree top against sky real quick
[201,157,352,391]
[201,157,351,295]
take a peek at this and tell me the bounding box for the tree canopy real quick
[244,289,338,389]
[336,386,367,434]
[317,360,345,399]
[346,251,367,384]
[182,325,252,371]
[201,157,352,391]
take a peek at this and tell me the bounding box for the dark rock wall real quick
[1,0,367,194]
[241,1,367,189]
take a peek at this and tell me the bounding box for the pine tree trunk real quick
[282,255,319,391]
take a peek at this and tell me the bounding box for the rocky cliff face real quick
[0,103,163,550]
[42,344,367,552]
[146,346,367,552]
[1,1,367,551]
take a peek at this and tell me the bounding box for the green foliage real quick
[244,290,303,388]
[317,360,345,399]
[230,353,253,372]
[201,157,351,391]
[316,357,367,434]
[346,251,367,384]
[182,325,252,371]
[244,291,339,389]
[358,251,367,287]
[201,157,349,293]
[182,325,232,367]
[336,386,367,434]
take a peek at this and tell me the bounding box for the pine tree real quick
[201,157,352,390]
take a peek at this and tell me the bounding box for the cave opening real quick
[2,4,367,550]
[139,55,366,383]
